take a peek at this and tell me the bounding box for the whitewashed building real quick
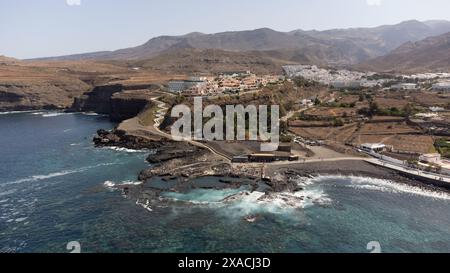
[432,82,450,91]
[390,83,418,90]
[360,143,387,153]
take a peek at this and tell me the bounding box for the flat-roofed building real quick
[168,79,206,93]
[232,155,250,163]
[248,152,299,163]
[330,81,361,89]
[390,83,418,90]
[419,153,442,164]
[360,143,386,153]
[432,82,450,91]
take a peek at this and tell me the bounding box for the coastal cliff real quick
[70,84,155,121]
[70,84,123,114]
[110,91,154,122]
[0,80,91,112]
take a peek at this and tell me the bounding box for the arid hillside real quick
[132,48,299,75]
[0,59,180,111]
[359,32,450,73]
[34,20,450,67]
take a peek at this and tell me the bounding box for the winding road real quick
[149,98,233,162]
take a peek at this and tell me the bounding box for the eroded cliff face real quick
[0,91,24,103]
[0,58,138,112]
[71,84,123,114]
[110,92,152,122]
[70,84,155,121]
[0,80,91,112]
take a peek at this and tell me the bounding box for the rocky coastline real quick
[69,84,158,122]
[94,128,262,187]
[93,127,450,210]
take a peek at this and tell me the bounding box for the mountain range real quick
[0,55,18,64]
[359,31,450,73]
[32,19,450,72]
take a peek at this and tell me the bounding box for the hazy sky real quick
[1,0,450,59]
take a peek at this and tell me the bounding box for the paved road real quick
[135,98,450,186]
[281,105,314,122]
[239,156,366,168]
[367,158,450,184]
[149,98,232,162]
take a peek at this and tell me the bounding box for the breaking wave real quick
[82,112,99,116]
[104,180,143,188]
[103,181,116,188]
[41,112,74,118]
[158,174,450,218]
[161,178,331,218]
[27,111,76,118]
[337,175,450,201]
[0,110,39,115]
[103,146,152,153]
[2,163,118,187]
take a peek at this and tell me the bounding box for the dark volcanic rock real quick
[109,92,152,122]
[146,143,201,164]
[70,84,153,121]
[93,129,164,150]
[0,91,24,103]
[70,84,123,115]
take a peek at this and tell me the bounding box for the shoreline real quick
[93,127,450,196]
[266,160,450,192]
[6,109,446,194]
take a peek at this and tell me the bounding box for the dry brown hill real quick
[359,32,450,73]
[33,20,450,66]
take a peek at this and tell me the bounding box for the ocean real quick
[0,111,449,253]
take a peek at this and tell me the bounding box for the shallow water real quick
[0,112,449,253]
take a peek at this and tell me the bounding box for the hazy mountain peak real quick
[360,31,450,73]
[0,55,19,63]
[182,32,206,38]
[31,19,450,68]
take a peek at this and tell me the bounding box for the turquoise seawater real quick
[0,112,449,253]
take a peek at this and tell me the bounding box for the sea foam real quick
[103,146,151,153]
[2,162,118,187]
[159,174,450,218]
[295,174,450,201]
[161,180,330,218]
[104,180,143,189]
[0,110,40,115]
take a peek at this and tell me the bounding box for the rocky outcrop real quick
[145,142,204,164]
[93,128,307,198]
[110,91,153,122]
[93,129,165,150]
[70,84,123,114]
[0,81,90,112]
[0,91,24,103]
[70,84,154,121]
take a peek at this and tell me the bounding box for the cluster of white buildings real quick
[406,72,450,80]
[283,64,450,92]
[168,72,284,96]
[360,143,450,176]
[401,73,450,92]
[282,65,386,89]
[389,83,418,90]
[419,153,450,175]
[432,82,450,91]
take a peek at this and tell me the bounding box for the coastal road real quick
[148,98,357,164]
[149,98,233,162]
[281,106,310,122]
[239,157,367,169]
[366,158,450,185]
